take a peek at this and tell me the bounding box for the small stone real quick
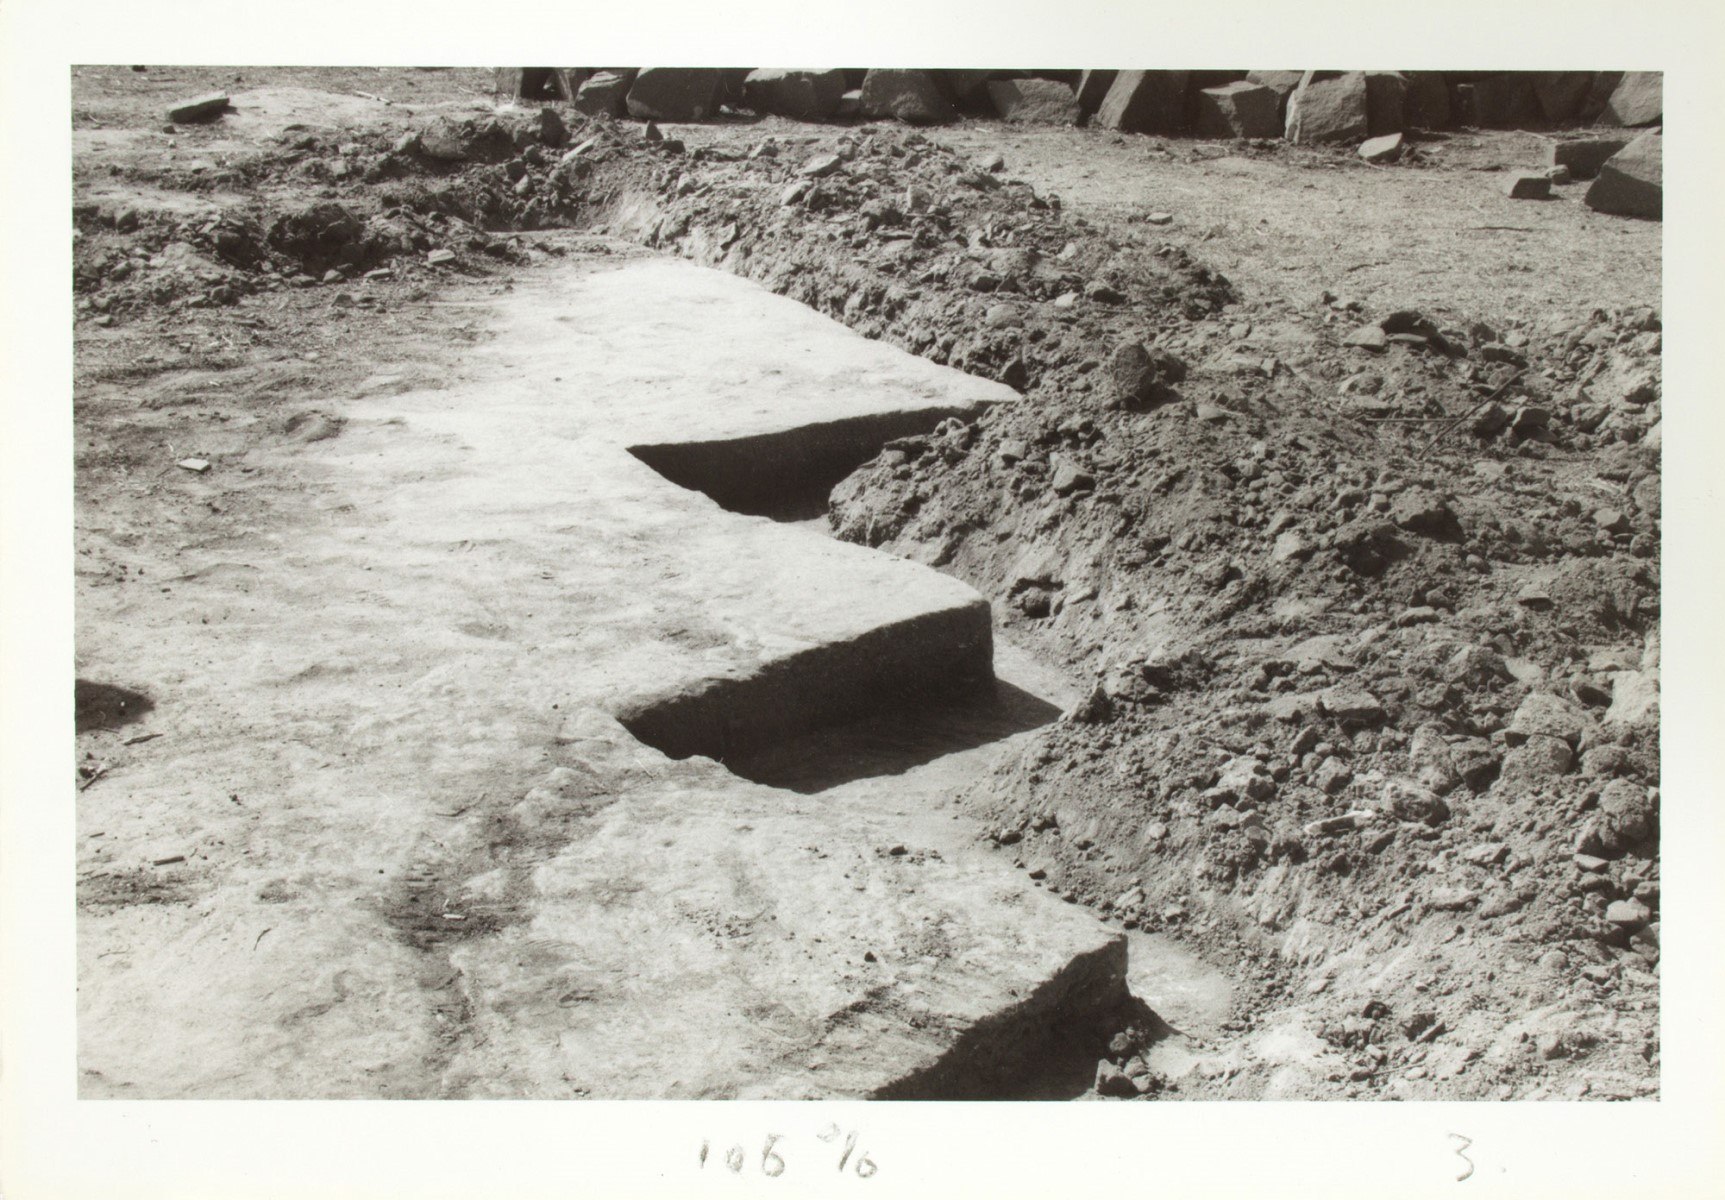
[798,153,842,179]
[1501,171,1552,199]
[1428,886,1477,911]
[1271,531,1310,563]
[1095,1059,1138,1098]
[176,458,211,474]
[426,248,456,266]
[1384,779,1449,826]
[1314,757,1353,795]
[1317,686,1385,724]
[1605,898,1652,926]
[167,92,231,123]
[1050,459,1095,495]
[1344,326,1388,350]
[1302,811,1375,837]
[1573,853,1610,872]
[1145,212,1173,225]
[1085,280,1125,304]
[1358,133,1403,163]
[1462,842,1508,866]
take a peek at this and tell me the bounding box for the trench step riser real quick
[618,601,995,763]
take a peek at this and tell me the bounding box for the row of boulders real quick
[498,67,1661,141]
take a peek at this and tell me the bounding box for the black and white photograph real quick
[4,2,1722,1196]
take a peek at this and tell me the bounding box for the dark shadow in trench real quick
[724,676,1061,794]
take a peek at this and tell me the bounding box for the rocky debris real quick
[1542,136,1630,180]
[1601,72,1662,127]
[1501,171,1552,200]
[574,70,634,117]
[859,70,957,125]
[742,69,848,121]
[625,68,726,122]
[167,92,231,123]
[1357,133,1403,164]
[1585,130,1662,220]
[987,79,1081,125]
[1285,71,1368,144]
[1096,70,1190,135]
[1194,81,1282,140]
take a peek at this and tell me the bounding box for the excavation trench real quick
[617,392,1152,1099]
[79,253,1170,1101]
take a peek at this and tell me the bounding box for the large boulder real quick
[1602,72,1663,126]
[574,70,634,117]
[741,69,848,120]
[1096,70,1191,134]
[1533,71,1594,124]
[1245,70,1305,126]
[1578,72,1623,123]
[1364,71,1407,136]
[934,69,997,102]
[1245,70,1303,97]
[500,68,585,102]
[987,78,1081,124]
[1585,129,1662,220]
[1542,135,1630,180]
[1076,70,1118,115]
[625,68,726,121]
[1194,81,1281,138]
[859,69,957,124]
[1458,72,1540,128]
[1285,71,1368,143]
[1403,71,1451,129]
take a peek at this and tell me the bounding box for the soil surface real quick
[73,66,1660,1101]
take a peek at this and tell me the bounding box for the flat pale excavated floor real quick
[75,253,1126,1099]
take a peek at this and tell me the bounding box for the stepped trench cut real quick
[77,253,1142,1099]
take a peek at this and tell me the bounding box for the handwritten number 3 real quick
[1450,1133,1474,1182]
